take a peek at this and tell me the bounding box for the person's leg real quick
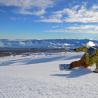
[69,54,90,69]
[69,60,89,69]
[81,61,90,68]
[69,60,82,69]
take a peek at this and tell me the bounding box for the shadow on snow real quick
[51,68,92,78]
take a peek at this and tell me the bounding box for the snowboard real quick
[59,64,98,73]
[59,64,70,71]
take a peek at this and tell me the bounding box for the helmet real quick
[86,41,96,48]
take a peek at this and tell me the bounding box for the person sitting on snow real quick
[68,41,98,73]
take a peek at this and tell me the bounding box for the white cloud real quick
[65,25,98,33]
[0,0,55,16]
[0,0,54,8]
[18,8,46,16]
[52,25,60,28]
[40,5,98,23]
[1,1,98,23]
[67,25,98,31]
[64,5,98,23]
[39,11,63,23]
[46,25,98,33]
[38,16,62,23]
[40,19,62,23]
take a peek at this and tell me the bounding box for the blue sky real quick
[0,0,98,39]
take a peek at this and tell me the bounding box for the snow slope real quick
[0,52,98,98]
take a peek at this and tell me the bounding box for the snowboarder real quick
[68,41,98,73]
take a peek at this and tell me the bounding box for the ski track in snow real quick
[0,52,98,98]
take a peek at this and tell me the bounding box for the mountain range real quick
[0,39,98,50]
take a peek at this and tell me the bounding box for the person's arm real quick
[74,47,87,52]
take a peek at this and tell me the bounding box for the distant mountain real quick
[0,39,98,50]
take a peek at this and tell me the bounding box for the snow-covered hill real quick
[0,52,98,98]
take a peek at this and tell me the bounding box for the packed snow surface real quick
[0,52,98,98]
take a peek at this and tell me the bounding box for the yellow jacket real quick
[75,47,98,66]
